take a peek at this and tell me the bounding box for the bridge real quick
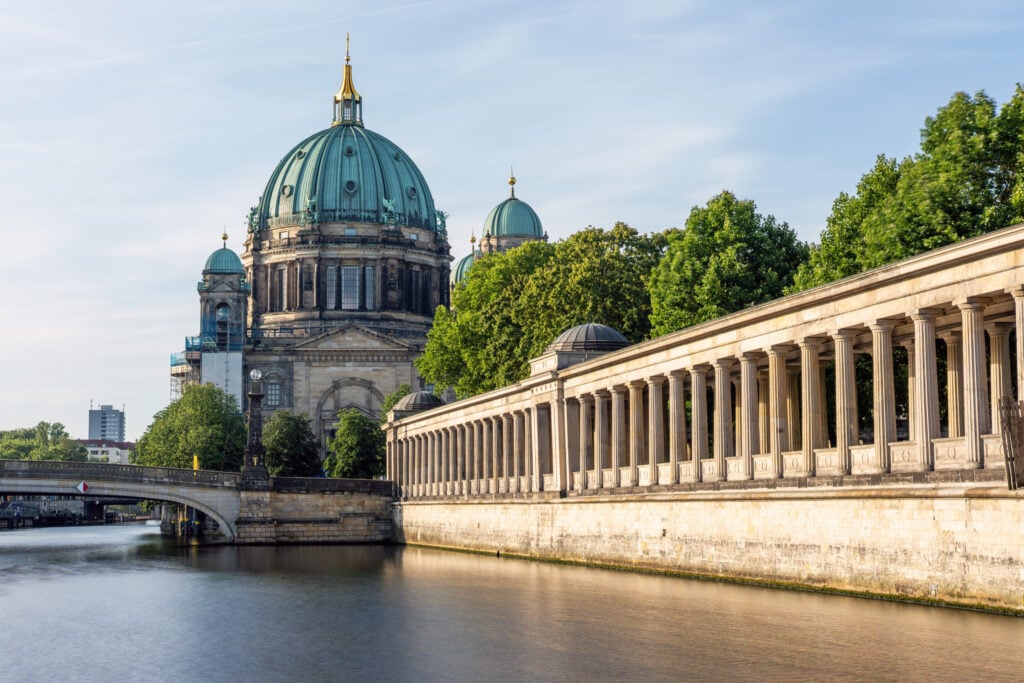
[0,460,395,543]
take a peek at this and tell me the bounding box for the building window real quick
[344,227,357,236]
[363,266,375,310]
[267,382,281,406]
[325,265,337,309]
[341,266,359,310]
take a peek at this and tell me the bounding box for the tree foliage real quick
[324,409,385,479]
[263,410,322,477]
[0,422,87,461]
[132,384,245,471]
[417,224,666,398]
[648,191,808,336]
[791,86,1024,291]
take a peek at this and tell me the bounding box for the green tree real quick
[418,225,666,399]
[0,423,86,461]
[263,410,322,477]
[791,86,1024,291]
[648,191,808,336]
[323,409,385,479]
[132,384,245,471]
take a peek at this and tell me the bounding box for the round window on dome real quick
[344,180,358,195]
[393,152,401,161]
[281,185,292,197]
[344,145,355,157]
[296,150,305,159]
[407,187,418,200]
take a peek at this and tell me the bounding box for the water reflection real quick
[1,525,1021,682]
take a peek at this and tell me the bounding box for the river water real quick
[0,524,1020,682]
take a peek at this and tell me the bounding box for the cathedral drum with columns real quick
[239,48,451,451]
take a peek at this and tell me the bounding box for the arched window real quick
[215,303,232,350]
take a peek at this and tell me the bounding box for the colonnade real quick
[385,227,1024,499]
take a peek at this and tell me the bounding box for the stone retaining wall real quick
[394,485,1024,612]
[236,489,393,544]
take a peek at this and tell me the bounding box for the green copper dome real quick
[453,251,479,284]
[256,124,437,232]
[204,246,244,274]
[482,197,543,238]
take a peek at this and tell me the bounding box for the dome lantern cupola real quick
[332,34,362,127]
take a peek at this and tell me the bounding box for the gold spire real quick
[333,33,363,126]
[221,231,228,247]
[508,168,517,199]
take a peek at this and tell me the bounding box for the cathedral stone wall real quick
[393,485,1024,612]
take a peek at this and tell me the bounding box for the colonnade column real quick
[988,323,1012,432]
[833,330,857,474]
[912,310,941,468]
[667,371,687,485]
[943,332,963,438]
[757,372,770,456]
[628,381,645,487]
[610,387,626,487]
[690,367,709,482]
[511,412,523,494]
[738,353,759,479]
[786,367,801,451]
[1015,287,1024,399]
[869,323,896,474]
[492,416,502,493]
[647,378,665,486]
[798,339,823,476]
[524,408,533,492]
[767,346,790,477]
[502,414,513,494]
[579,395,594,491]
[711,360,733,482]
[960,301,987,466]
[482,420,492,493]
[529,408,542,492]
[594,391,609,489]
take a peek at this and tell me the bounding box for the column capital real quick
[955,296,990,310]
[711,357,736,369]
[626,379,646,390]
[738,350,763,363]
[939,329,962,343]
[797,337,826,351]
[831,328,860,342]
[690,365,710,377]
[868,319,899,333]
[910,307,944,321]
[610,384,628,396]
[984,321,1014,337]
[767,344,795,357]
[1012,286,1024,300]
[577,393,595,405]
[646,375,666,388]
[668,368,688,379]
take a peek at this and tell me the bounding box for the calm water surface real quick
[0,523,1020,682]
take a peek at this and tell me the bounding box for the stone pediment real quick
[291,324,412,351]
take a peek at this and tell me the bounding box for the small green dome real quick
[204,247,244,274]
[482,197,543,238]
[453,251,479,284]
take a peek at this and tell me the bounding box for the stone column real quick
[1014,287,1024,400]
[870,322,897,473]
[481,419,491,493]
[529,408,543,492]
[942,332,963,438]
[690,366,709,482]
[902,341,916,441]
[711,360,733,481]
[738,353,759,478]
[833,330,858,474]
[511,412,523,494]
[912,310,941,468]
[961,301,987,465]
[594,391,610,489]
[610,386,627,487]
[502,414,513,494]
[767,346,791,478]
[667,371,687,485]
[757,372,770,455]
[579,395,594,491]
[493,416,503,492]
[647,377,665,486]
[988,322,1012,433]
[628,381,646,487]
[524,408,533,492]
[798,339,823,475]
[786,367,801,451]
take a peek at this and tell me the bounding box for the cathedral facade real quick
[174,50,452,453]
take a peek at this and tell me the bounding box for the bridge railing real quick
[272,477,395,495]
[0,460,240,486]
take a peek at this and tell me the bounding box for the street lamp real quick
[242,368,269,486]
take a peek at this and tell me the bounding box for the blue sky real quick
[2,0,1022,440]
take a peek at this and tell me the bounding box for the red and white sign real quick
[76,482,89,494]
